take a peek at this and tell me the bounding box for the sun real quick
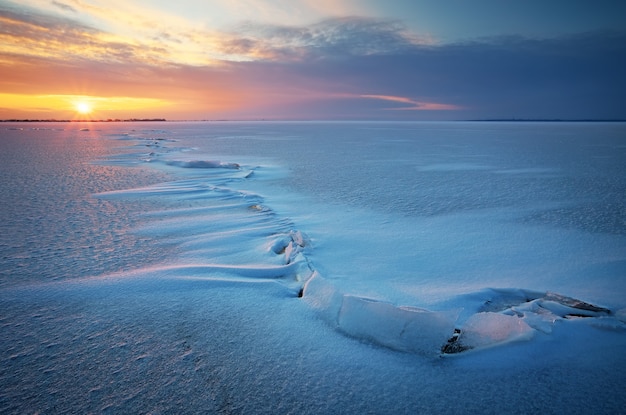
[75,101,93,115]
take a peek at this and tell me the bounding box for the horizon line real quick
[2,118,626,123]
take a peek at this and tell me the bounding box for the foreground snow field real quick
[1,121,625,413]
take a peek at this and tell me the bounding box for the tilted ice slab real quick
[301,273,459,356]
[338,296,459,355]
[301,273,624,357]
[440,288,622,354]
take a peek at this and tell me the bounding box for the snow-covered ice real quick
[1,121,625,414]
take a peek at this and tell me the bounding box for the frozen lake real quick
[1,121,625,413]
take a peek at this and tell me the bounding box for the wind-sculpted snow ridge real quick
[164,160,241,169]
[96,131,314,294]
[96,133,182,166]
[97,181,314,291]
[101,131,625,359]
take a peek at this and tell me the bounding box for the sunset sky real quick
[1,0,625,120]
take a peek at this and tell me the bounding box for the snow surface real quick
[1,121,625,414]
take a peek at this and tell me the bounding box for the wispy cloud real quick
[51,1,77,13]
[0,5,172,64]
[222,17,433,61]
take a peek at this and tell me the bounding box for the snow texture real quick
[1,121,625,414]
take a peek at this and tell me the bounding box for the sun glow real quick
[0,93,172,120]
[75,101,93,115]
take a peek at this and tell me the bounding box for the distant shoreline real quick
[465,118,626,122]
[0,118,167,123]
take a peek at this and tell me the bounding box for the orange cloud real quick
[0,2,458,121]
[360,94,461,110]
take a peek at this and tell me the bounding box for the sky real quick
[1,0,625,120]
